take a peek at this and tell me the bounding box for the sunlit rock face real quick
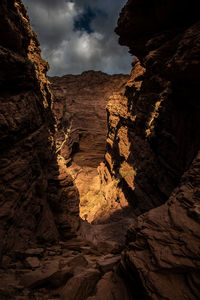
[49,71,129,222]
[0,0,57,255]
[49,71,129,167]
[0,0,79,256]
[101,17,200,215]
[99,0,200,298]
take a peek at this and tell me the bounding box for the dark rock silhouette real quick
[103,0,200,298]
[0,0,80,257]
[0,0,59,256]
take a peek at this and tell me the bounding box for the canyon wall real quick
[50,71,129,168]
[50,72,129,223]
[100,1,200,215]
[0,0,79,258]
[98,0,200,299]
[0,0,200,299]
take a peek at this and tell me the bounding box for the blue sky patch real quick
[74,6,107,34]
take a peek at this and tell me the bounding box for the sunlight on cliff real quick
[146,100,162,136]
[119,162,136,190]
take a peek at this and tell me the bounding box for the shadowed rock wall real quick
[101,0,200,299]
[0,0,79,258]
[100,2,200,214]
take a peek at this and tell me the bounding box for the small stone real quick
[67,254,88,268]
[96,256,120,273]
[26,257,40,268]
[2,255,12,268]
[24,248,44,257]
[61,268,100,300]
[20,261,59,288]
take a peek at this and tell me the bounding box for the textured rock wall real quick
[100,0,200,214]
[50,72,129,224]
[0,0,79,257]
[101,0,200,299]
[50,71,129,167]
[121,152,200,300]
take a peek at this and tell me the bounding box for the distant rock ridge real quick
[49,71,129,223]
[49,71,129,168]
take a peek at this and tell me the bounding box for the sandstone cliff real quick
[96,0,200,299]
[50,72,129,222]
[100,6,200,215]
[50,71,129,167]
[0,0,58,255]
[0,0,79,257]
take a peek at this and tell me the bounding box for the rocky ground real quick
[0,237,133,300]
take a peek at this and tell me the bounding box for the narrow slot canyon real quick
[49,71,129,223]
[0,1,200,300]
[49,70,136,248]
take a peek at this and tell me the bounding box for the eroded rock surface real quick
[0,0,80,258]
[1,0,200,299]
[100,20,200,215]
[50,72,129,222]
[0,0,59,256]
[0,2,134,299]
[121,152,200,300]
[98,0,200,299]
[0,238,133,300]
[50,71,129,166]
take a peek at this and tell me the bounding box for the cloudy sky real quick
[23,0,132,76]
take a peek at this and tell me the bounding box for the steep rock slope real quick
[100,8,200,215]
[121,152,200,300]
[50,72,129,222]
[0,0,79,258]
[99,0,200,299]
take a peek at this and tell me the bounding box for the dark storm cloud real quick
[74,7,100,34]
[23,0,132,76]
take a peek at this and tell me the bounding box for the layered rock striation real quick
[0,0,79,258]
[50,72,129,223]
[100,5,200,214]
[0,0,57,255]
[50,71,129,167]
[97,0,200,299]
[121,152,200,300]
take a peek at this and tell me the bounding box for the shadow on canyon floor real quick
[80,205,136,248]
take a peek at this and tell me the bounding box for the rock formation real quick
[100,8,200,215]
[0,0,200,299]
[97,0,200,299]
[50,72,129,222]
[50,71,129,167]
[0,2,132,299]
[0,0,58,255]
[0,0,79,257]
